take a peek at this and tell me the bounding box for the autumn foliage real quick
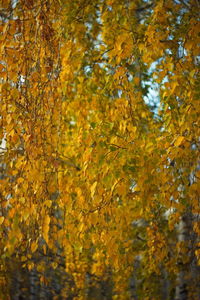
[0,0,200,299]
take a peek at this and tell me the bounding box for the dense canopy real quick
[0,0,200,299]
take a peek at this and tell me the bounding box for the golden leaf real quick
[31,241,38,253]
[0,216,5,225]
[90,181,97,198]
[43,215,50,244]
[174,136,185,147]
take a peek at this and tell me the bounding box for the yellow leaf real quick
[0,216,5,225]
[90,181,97,198]
[19,197,25,204]
[134,77,140,85]
[21,256,27,262]
[43,200,52,208]
[10,129,15,137]
[23,209,30,221]
[117,183,127,196]
[52,262,58,269]
[31,241,38,253]
[174,136,184,147]
[43,215,50,243]
[28,262,34,271]
[43,244,47,255]
[189,69,195,77]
